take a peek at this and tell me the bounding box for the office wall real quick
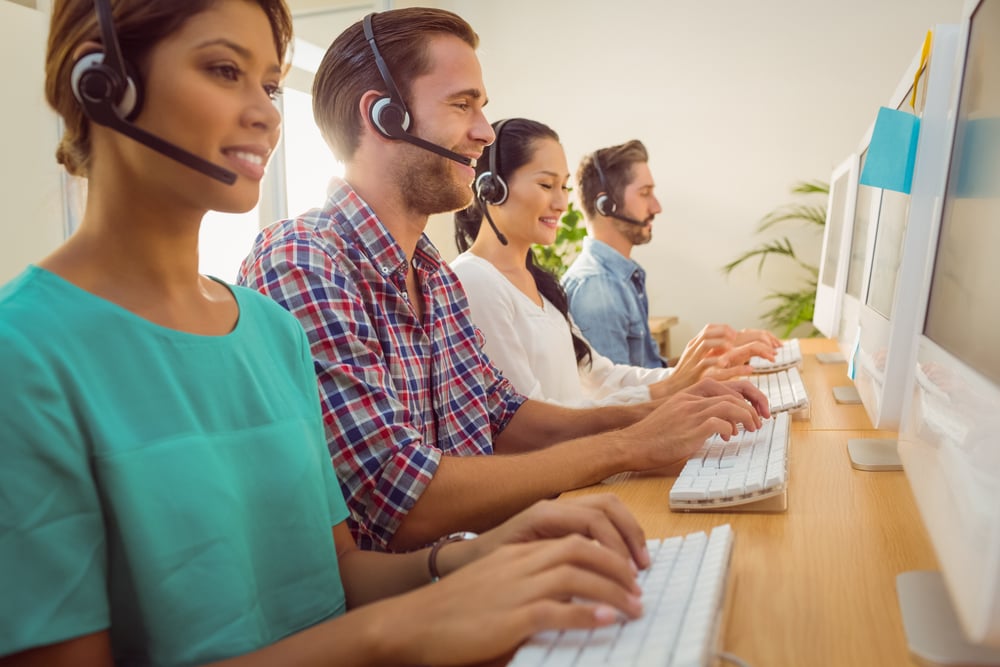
[1,1,65,283]
[410,0,964,350]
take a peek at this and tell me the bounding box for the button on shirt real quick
[237,178,526,550]
[561,237,667,369]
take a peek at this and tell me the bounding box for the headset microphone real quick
[71,0,238,185]
[363,13,477,169]
[592,151,647,227]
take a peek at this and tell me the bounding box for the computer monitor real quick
[813,153,860,339]
[853,25,961,435]
[835,138,878,365]
[896,0,1000,662]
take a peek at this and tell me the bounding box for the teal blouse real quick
[0,267,348,666]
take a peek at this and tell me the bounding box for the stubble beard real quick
[614,216,654,246]
[395,144,474,216]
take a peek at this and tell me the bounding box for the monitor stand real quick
[897,571,1000,666]
[833,385,862,404]
[848,438,902,471]
[816,352,846,364]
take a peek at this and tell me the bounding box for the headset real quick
[362,12,476,168]
[70,0,237,184]
[473,119,509,245]
[474,119,510,205]
[592,150,644,226]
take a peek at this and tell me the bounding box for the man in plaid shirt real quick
[238,8,768,552]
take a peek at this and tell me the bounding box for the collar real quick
[325,176,443,276]
[583,237,644,281]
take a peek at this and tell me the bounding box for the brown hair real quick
[576,139,649,219]
[312,7,478,162]
[45,0,293,177]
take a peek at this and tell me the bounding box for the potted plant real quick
[722,180,829,338]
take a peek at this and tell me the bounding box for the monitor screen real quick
[820,170,852,288]
[923,0,1000,387]
[865,71,931,319]
[846,149,874,300]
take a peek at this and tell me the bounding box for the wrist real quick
[427,531,478,582]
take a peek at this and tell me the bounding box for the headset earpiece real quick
[369,95,410,139]
[595,193,616,216]
[475,119,510,206]
[592,152,619,218]
[475,170,508,206]
[70,51,142,122]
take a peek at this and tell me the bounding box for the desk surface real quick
[793,337,873,431]
[560,337,938,667]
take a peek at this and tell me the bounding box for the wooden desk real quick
[649,315,680,359]
[558,337,938,667]
[565,429,937,667]
[794,338,873,431]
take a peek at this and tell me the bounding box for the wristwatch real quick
[427,531,478,582]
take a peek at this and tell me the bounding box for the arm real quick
[3,498,649,667]
[392,378,768,546]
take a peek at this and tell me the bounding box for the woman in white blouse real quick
[452,118,774,408]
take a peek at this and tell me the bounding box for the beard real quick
[613,215,654,246]
[393,142,475,216]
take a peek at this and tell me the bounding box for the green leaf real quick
[722,179,828,334]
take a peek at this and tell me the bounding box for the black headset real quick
[362,12,411,141]
[592,151,618,217]
[474,119,510,205]
[591,150,645,226]
[70,0,141,124]
[69,0,237,184]
[472,119,509,245]
[361,13,475,167]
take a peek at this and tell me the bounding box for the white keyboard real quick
[510,525,735,667]
[749,367,809,413]
[750,338,802,373]
[670,412,790,511]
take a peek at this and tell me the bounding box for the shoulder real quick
[450,253,498,291]
[0,268,85,355]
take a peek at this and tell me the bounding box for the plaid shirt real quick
[237,178,526,550]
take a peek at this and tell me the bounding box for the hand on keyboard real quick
[473,494,651,571]
[670,412,791,510]
[511,525,736,666]
[750,338,803,373]
[623,378,770,471]
[388,535,644,666]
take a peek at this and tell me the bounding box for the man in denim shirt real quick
[562,140,667,369]
[563,141,781,371]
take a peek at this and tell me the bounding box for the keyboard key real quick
[749,367,809,414]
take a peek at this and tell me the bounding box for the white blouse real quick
[451,252,671,407]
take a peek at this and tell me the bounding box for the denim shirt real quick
[561,238,667,369]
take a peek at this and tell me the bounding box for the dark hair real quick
[577,139,649,219]
[312,8,479,162]
[45,0,293,177]
[455,118,592,368]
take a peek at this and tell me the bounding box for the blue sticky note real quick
[860,106,921,194]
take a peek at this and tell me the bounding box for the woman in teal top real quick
[0,1,650,665]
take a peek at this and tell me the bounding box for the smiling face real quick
[392,34,494,216]
[492,137,570,248]
[115,0,283,214]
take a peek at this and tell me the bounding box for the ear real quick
[358,90,386,137]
